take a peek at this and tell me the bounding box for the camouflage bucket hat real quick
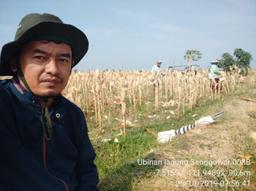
[0,13,89,75]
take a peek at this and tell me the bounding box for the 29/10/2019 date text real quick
[175,179,250,188]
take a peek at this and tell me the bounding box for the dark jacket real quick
[0,79,99,191]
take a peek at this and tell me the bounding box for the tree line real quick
[218,48,253,75]
[184,48,253,75]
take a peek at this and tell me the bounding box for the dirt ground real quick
[134,92,256,191]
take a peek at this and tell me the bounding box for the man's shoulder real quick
[60,96,87,132]
[0,80,11,97]
[211,64,218,69]
[61,96,84,116]
[0,80,14,110]
[152,65,159,71]
[0,79,9,87]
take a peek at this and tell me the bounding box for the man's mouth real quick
[41,78,62,85]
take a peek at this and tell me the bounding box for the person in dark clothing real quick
[0,13,99,191]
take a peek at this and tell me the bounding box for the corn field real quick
[63,70,256,133]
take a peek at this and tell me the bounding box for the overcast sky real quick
[0,0,255,71]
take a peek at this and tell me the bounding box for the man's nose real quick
[45,58,60,75]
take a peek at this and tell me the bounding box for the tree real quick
[219,52,235,72]
[233,48,253,76]
[184,49,202,70]
[233,48,252,68]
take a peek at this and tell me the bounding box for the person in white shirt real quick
[151,60,162,74]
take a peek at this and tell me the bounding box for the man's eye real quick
[59,58,71,63]
[33,55,46,61]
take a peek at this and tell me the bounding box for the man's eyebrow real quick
[32,49,72,58]
[32,48,48,54]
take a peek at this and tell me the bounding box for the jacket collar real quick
[8,78,63,109]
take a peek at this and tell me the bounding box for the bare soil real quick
[133,93,256,191]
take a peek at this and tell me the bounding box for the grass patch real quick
[96,128,161,190]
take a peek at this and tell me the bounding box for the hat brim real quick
[0,22,88,75]
[211,59,219,64]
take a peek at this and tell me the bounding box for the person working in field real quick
[151,60,162,74]
[0,13,99,191]
[150,60,163,84]
[208,59,222,92]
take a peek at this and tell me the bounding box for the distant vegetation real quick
[184,49,202,70]
[219,48,253,75]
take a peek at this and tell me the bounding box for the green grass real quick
[96,129,160,191]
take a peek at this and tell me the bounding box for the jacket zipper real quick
[43,136,69,191]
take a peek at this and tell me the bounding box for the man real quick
[151,60,162,74]
[208,59,221,92]
[0,13,99,191]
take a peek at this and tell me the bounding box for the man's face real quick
[19,40,72,97]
